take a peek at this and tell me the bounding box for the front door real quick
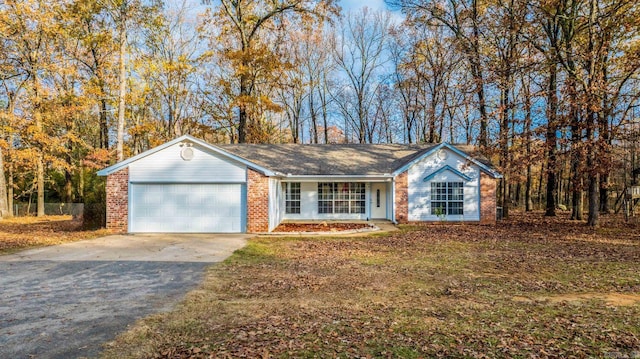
[370,183,387,219]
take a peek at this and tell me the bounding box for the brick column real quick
[106,168,129,232]
[394,171,409,224]
[247,169,269,233]
[479,172,497,225]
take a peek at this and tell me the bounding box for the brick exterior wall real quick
[394,171,409,224]
[106,168,129,232]
[479,172,497,225]
[246,168,270,233]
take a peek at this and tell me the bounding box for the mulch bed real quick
[273,222,372,232]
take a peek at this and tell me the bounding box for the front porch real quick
[276,180,394,223]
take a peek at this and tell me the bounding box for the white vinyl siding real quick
[130,183,244,233]
[408,149,480,221]
[129,143,246,183]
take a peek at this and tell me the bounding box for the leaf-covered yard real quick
[103,213,640,358]
[0,216,109,254]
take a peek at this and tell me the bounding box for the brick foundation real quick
[247,168,270,232]
[479,172,497,225]
[394,171,409,224]
[106,168,129,232]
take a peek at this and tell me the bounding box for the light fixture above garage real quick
[179,142,194,161]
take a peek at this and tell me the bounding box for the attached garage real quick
[98,137,276,233]
[129,183,244,233]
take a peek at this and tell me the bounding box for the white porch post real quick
[391,177,397,224]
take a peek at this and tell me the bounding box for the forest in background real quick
[1,0,639,226]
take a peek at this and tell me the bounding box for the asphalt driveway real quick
[0,234,249,359]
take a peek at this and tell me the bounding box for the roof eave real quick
[280,174,394,182]
[423,165,473,182]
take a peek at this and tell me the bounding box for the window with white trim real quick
[285,182,301,214]
[431,182,464,215]
[318,182,365,214]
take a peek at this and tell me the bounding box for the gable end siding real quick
[129,143,246,183]
[106,168,128,232]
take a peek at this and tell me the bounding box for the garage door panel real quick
[130,184,243,233]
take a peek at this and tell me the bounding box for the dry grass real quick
[102,212,640,358]
[0,215,110,254]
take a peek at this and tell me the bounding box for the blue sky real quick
[341,0,391,11]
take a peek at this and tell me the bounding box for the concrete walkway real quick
[0,234,248,359]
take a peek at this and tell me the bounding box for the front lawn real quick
[103,212,640,358]
[0,216,110,254]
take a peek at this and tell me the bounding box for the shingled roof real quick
[97,135,499,178]
[218,143,440,176]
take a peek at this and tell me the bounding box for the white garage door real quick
[130,183,244,233]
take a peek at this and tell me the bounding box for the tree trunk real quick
[116,5,127,161]
[586,156,599,226]
[471,62,488,148]
[570,122,583,221]
[598,82,611,214]
[428,98,437,143]
[537,161,545,209]
[78,162,85,203]
[471,0,488,148]
[545,67,558,216]
[406,114,414,144]
[37,155,45,217]
[571,177,583,220]
[320,75,329,144]
[33,73,45,217]
[64,168,74,203]
[7,165,13,218]
[585,0,599,227]
[499,83,510,218]
[1,96,14,219]
[100,98,109,149]
[309,90,319,144]
[525,92,533,212]
[586,112,598,226]
[238,73,248,143]
[599,173,609,213]
[0,147,9,219]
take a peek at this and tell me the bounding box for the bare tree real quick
[333,8,391,143]
[388,0,491,148]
